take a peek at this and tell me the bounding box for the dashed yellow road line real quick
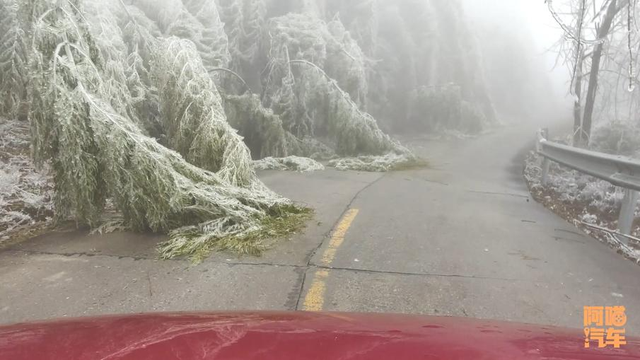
[301,270,329,311]
[321,209,360,266]
[302,208,359,312]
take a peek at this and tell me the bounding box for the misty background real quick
[463,0,573,125]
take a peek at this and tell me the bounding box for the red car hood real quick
[0,312,638,360]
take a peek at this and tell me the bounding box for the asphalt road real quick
[1,124,639,334]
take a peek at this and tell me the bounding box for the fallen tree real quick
[25,0,308,259]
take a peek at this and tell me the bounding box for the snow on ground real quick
[0,118,53,244]
[524,149,640,263]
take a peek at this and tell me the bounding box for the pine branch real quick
[208,67,251,93]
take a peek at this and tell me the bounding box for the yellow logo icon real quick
[584,306,627,348]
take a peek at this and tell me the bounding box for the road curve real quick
[300,124,640,334]
[1,124,638,335]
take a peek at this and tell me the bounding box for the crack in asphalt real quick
[421,178,449,186]
[5,173,532,311]
[302,174,387,265]
[3,249,166,262]
[315,265,525,282]
[2,172,392,313]
[466,190,530,199]
[292,270,308,310]
[293,173,386,310]
[5,249,583,286]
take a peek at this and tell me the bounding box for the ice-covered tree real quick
[263,13,368,108]
[25,0,306,259]
[324,0,379,57]
[214,0,492,160]
[321,0,496,133]
[0,0,28,118]
[404,0,495,130]
[183,0,231,69]
[217,0,266,89]
[152,38,257,187]
[550,0,634,146]
[256,13,413,165]
[132,0,231,70]
[215,10,419,170]
[366,2,417,128]
[82,0,158,133]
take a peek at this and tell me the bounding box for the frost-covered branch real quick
[25,0,306,259]
[0,0,28,118]
[208,67,251,93]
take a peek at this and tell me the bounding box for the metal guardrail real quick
[536,129,640,241]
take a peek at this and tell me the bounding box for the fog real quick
[462,0,574,125]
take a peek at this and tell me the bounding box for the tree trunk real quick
[580,0,621,146]
[573,67,583,146]
[572,0,586,147]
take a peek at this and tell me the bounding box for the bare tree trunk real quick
[580,0,622,146]
[572,0,586,146]
[573,67,583,145]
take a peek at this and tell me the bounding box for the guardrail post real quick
[538,128,550,186]
[536,128,549,151]
[617,188,639,240]
[541,158,550,186]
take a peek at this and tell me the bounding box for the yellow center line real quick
[301,270,329,311]
[301,208,359,312]
[321,208,360,266]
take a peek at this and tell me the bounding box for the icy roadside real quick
[0,118,53,246]
[524,149,640,263]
